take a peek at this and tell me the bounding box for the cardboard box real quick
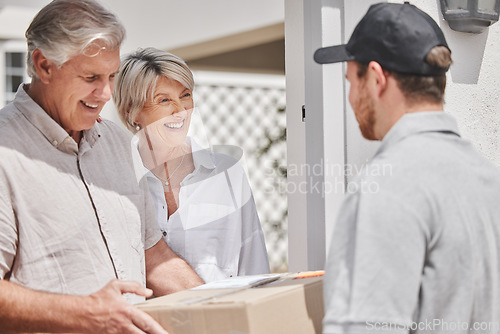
[137,272,324,334]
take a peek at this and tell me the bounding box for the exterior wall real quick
[0,5,44,39]
[99,0,285,54]
[392,0,500,167]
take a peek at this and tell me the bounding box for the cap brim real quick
[314,45,354,64]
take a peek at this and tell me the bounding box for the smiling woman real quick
[114,47,271,283]
[136,76,194,149]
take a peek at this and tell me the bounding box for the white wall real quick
[0,5,45,39]
[1,0,284,56]
[99,0,284,54]
[390,1,500,167]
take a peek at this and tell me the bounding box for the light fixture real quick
[439,0,500,33]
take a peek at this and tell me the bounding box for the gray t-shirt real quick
[0,85,162,300]
[323,112,500,333]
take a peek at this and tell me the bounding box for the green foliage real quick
[257,106,287,240]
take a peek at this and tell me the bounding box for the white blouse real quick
[144,140,270,283]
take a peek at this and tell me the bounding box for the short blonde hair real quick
[113,47,194,133]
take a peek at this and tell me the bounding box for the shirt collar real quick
[81,124,102,153]
[140,136,216,182]
[13,84,101,154]
[376,111,461,155]
[190,137,216,171]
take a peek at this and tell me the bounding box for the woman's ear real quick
[32,49,54,84]
[133,115,141,128]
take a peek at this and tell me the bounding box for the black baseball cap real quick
[314,2,450,76]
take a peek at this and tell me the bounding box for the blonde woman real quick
[114,47,270,283]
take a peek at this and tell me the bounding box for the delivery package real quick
[136,271,324,334]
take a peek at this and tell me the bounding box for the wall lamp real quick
[440,0,500,33]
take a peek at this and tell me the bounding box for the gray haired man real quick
[0,0,202,332]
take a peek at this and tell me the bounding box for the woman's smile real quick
[164,120,184,129]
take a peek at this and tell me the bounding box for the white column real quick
[286,0,346,271]
[320,0,347,255]
[286,0,384,271]
[285,0,308,271]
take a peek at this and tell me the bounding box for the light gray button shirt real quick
[323,111,500,333]
[0,85,162,299]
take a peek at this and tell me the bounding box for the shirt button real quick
[163,231,167,236]
[52,140,58,146]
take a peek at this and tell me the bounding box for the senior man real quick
[0,0,202,333]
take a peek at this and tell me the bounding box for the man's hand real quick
[82,279,168,334]
[0,279,168,333]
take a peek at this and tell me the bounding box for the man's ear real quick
[32,49,54,84]
[367,61,388,97]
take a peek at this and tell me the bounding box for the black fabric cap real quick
[314,2,450,76]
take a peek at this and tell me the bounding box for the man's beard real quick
[353,86,377,140]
